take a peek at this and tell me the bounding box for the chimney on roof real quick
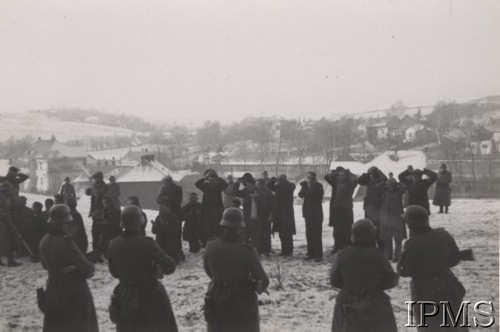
[50,135,56,142]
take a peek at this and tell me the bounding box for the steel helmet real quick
[351,218,376,244]
[120,205,145,229]
[220,207,245,228]
[48,204,73,224]
[402,205,429,229]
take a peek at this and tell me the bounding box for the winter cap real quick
[8,166,19,173]
[91,171,104,179]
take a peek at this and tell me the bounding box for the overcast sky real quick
[0,0,499,124]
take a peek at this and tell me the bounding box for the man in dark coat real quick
[256,179,275,256]
[298,171,324,262]
[324,167,358,254]
[398,205,467,332]
[377,178,407,262]
[203,208,269,332]
[357,166,386,249]
[66,198,89,254]
[182,192,202,253]
[126,196,148,235]
[39,204,98,332]
[1,166,29,194]
[157,175,184,260]
[330,219,398,332]
[60,177,76,204]
[10,195,34,257]
[267,174,296,256]
[152,198,182,263]
[0,189,21,267]
[433,163,452,213]
[398,166,437,214]
[30,201,49,262]
[100,196,122,257]
[85,171,109,250]
[232,174,274,255]
[44,199,54,219]
[108,176,121,209]
[195,169,228,247]
[108,205,178,332]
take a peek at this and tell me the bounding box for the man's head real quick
[91,171,104,183]
[402,205,430,232]
[261,170,269,179]
[7,166,19,176]
[440,163,447,170]
[17,196,27,208]
[162,175,173,184]
[351,219,376,244]
[306,171,317,183]
[256,179,266,190]
[231,198,241,208]
[127,195,141,207]
[53,194,64,204]
[45,198,54,211]
[387,177,397,189]
[413,169,423,182]
[189,192,198,203]
[32,201,43,213]
[109,176,116,183]
[120,205,145,230]
[277,174,287,182]
[64,177,71,184]
[227,175,233,182]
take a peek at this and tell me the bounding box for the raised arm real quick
[423,168,437,187]
[398,169,411,185]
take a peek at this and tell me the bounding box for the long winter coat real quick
[398,227,465,331]
[108,182,121,209]
[195,178,228,241]
[107,230,177,332]
[86,181,109,219]
[182,201,202,241]
[433,170,452,206]
[330,244,398,332]
[69,209,89,254]
[0,207,12,257]
[377,182,407,240]
[39,228,98,332]
[357,172,386,227]
[203,231,269,332]
[398,169,437,213]
[324,172,358,227]
[60,184,76,204]
[298,181,324,220]
[267,178,296,236]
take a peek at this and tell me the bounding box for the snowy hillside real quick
[0,195,498,331]
[0,113,136,141]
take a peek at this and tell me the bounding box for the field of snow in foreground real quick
[0,196,498,331]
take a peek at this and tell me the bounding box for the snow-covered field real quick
[1,194,498,331]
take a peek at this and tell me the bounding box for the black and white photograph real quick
[0,0,498,331]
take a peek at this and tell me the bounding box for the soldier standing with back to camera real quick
[107,205,178,332]
[85,171,109,251]
[203,207,269,332]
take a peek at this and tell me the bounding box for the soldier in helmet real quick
[330,219,398,332]
[203,207,269,332]
[107,205,178,332]
[39,204,98,332]
[398,205,467,331]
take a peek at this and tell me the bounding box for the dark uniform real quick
[108,230,178,332]
[158,180,184,258]
[433,167,452,213]
[298,180,324,260]
[68,207,89,254]
[267,176,296,255]
[39,206,98,332]
[152,207,182,263]
[108,182,121,209]
[398,227,466,332]
[203,232,269,332]
[100,205,122,256]
[60,183,76,204]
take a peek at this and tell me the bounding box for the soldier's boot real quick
[438,206,443,213]
[444,206,449,214]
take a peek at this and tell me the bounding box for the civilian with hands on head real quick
[398,165,437,214]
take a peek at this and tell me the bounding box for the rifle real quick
[7,217,35,258]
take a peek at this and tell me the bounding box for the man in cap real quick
[203,207,269,332]
[330,219,398,332]
[357,166,386,249]
[324,167,358,254]
[298,171,324,262]
[398,205,467,331]
[195,169,228,247]
[433,163,452,214]
[398,166,437,214]
[39,204,98,331]
[107,205,178,331]
[108,176,121,209]
[267,174,296,256]
[85,171,109,251]
[1,166,29,194]
[157,175,184,260]
[181,192,203,253]
[152,197,182,263]
[59,177,76,204]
